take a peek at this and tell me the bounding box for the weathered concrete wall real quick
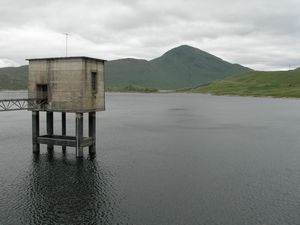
[28,57,105,112]
[28,60,48,98]
[85,58,105,111]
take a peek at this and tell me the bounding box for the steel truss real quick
[0,98,47,111]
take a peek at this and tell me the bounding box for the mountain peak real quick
[151,44,226,67]
[157,44,224,63]
[173,44,199,51]
[1,44,252,90]
[163,44,206,54]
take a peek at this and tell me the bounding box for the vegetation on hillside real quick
[105,84,158,93]
[0,45,251,91]
[181,69,300,98]
[105,45,252,89]
[0,65,27,90]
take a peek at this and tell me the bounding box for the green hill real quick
[106,84,158,92]
[105,45,252,89]
[183,69,300,98]
[0,45,252,90]
[0,65,27,90]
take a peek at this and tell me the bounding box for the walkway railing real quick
[0,98,47,111]
[0,91,47,112]
[0,90,101,112]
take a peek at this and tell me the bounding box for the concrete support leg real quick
[76,112,83,158]
[89,112,96,155]
[32,111,40,154]
[62,112,66,152]
[47,111,54,152]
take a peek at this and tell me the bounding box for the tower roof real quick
[26,56,106,62]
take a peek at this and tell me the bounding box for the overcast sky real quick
[0,0,300,70]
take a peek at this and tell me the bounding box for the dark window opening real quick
[91,72,97,92]
[36,84,48,100]
[36,84,48,107]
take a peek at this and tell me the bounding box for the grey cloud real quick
[0,0,300,70]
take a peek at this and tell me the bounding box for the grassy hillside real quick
[105,45,252,89]
[183,69,300,98]
[0,66,157,92]
[105,84,158,92]
[0,65,27,90]
[0,45,251,91]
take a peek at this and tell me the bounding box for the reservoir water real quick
[1,92,300,224]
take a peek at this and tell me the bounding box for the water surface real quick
[1,93,300,224]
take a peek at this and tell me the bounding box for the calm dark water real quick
[1,93,300,225]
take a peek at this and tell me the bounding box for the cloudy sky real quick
[0,0,300,70]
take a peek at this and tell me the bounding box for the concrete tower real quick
[27,56,105,157]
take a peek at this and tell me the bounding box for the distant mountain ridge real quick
[0,45,252,90]
[0,65,27,90]
[106,45,252,89]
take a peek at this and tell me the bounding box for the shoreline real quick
[1,89,300,100]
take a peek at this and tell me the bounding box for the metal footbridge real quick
[0,91,47,112]
[0,98,47,111]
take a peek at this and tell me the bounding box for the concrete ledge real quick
[37,135,93,148]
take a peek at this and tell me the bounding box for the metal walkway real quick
[0,98,47,111]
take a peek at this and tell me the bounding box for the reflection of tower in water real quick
[22,154,127,225]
